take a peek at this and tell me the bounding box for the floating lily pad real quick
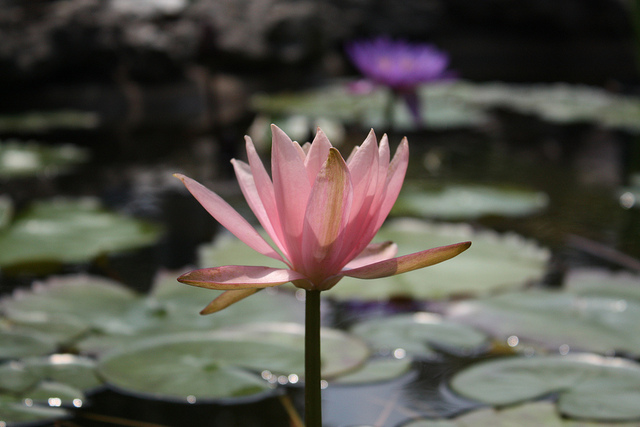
[251,80,489,132]
[0,110,99,133]
[326,220,549,301]
[446,269,640,357]
[0,140,89,179]
[2,275,139,332]
[392,183,549,219]
[331,357,413,384]
[20,355,101,393]
[350,312,488,359]
[404,401,640,427]
[0,331,57,360]
[0,195,12,230]
[442,81,640,133]
[0,198,162,273]
[0,395,69,426]
[214,322,370,379]
[449,354,640,422]
[98,323,370,403]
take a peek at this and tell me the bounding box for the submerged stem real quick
[305,289,322,427]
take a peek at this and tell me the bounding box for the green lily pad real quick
[0,331,57,360]
[405,401,640,427]
[0,195,12,230]
[0,110,99,133]
[20,355,101,392]
[450,354,640,421]
[446,270,640,357]
[0,361,40,393]
[0,140,89,179]
[392,183,549,219]
[0,198,162,273]
[97,323,370,402]
[2,275,139,332]
[326,219,549,301]
[350,312,488,359]
[442,81,640,133]
[331,357,413,384]
[97,331,296,402]
[251,80,489,132]
[214,322,370,379]
[0,395,68,425]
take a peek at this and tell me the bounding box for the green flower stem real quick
[305,289,322,427]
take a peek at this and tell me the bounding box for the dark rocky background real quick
[0,0,636,128]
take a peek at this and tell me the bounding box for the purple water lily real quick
[346,37,455,125]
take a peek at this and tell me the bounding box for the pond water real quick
[1,104,639,427]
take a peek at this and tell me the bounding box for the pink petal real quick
[271,125,312,266]
[341,241,471,279]
[244,136,287,257]
[174,174,283,262]
[301,148,353,281]
[200,289,259,314]
[232,159,287,261]
[344,241,398,270]
[177,265,307,289]
[304,128,333,186]
[371,137,409,232]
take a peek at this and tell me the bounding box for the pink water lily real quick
[176,125,470,314]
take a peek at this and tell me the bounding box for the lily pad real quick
[0,395,68,426]
[326,219,549,301]
[251,80,489,131]
[98,323,370,402]
[2,275,140,332]
[392,183,549,220]
[449,354,640,421]
[0,331,57,360]
[0,195,12,230]
[404,401,640,427]
[0,140,89,179]
[0,110,99,133]
[0,198,162,273]
[446,270,640,357]
[442,81,640,133]
[20,355,101,393]
[350,312,488,359]
[214,322,370,379]
[331,357,413,384]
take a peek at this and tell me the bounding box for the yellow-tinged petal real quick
[341,241,471,279]
[301,147,353,283]
[177,265,307,290]
[200,289,259,314]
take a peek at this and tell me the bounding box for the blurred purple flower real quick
[346,37,455,125]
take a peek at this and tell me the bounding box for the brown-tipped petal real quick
[200,289,259,314]
[177,265,307,290]
[341,241,471,279]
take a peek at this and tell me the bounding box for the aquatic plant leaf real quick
[20,381,86,406]
[326,219,549,301]
[0,361,40,393]
[0,195,12,230]
[0,331,57,360]
[1,275,139,332]
[0,198,162,273]
[21,355,101,392]
[331,358,413,384]
[441,81,640,133]
[446,269,640,356]
[450,354,640,421]
[214,322,370,379]
[251,81,489,132]
[404,401,638,426]
[392,183,548,219]
[0,140,89,179]
[350,312,488,359]
[0,395,68,425]
[97,332,296,402]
